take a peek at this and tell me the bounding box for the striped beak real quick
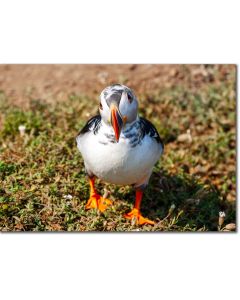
[110,104,123,142]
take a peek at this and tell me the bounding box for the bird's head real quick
[99,84,138,142]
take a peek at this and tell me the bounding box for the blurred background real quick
[0,64,236,231]
[0,64,235,105]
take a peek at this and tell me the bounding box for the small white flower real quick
[219,211,226,218]
[63,194,73,200]
[195,199,200,205]
[18,125,26,136]
[218,211,226,228]
[168,203,176,216]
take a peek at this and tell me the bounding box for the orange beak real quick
[110,104,123,142]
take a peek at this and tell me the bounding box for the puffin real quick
[76,84,164,225]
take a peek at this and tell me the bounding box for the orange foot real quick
[124,208,155,225]
[85,194,112,212]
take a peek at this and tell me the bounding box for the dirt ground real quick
[0,64,233,106]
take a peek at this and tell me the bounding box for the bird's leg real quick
[85,177,112,212]
[124,190,154,225]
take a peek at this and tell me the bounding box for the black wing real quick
[78,115,102,136]
[139,117,164,149]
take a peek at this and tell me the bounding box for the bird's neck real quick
[122,116,139,132]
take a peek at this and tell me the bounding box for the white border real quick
[0,1,239,300]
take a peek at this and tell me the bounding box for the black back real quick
[139,117,164,149]
[78,115,102,136]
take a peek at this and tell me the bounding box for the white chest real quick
[77,123,162,186]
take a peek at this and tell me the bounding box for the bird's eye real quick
[127,93,133,103]
[99,102,103,110]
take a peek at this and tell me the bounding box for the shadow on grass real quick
[114,168,235,231]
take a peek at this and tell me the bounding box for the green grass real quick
[0,68,236,231]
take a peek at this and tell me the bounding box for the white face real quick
[99,84,138,126]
